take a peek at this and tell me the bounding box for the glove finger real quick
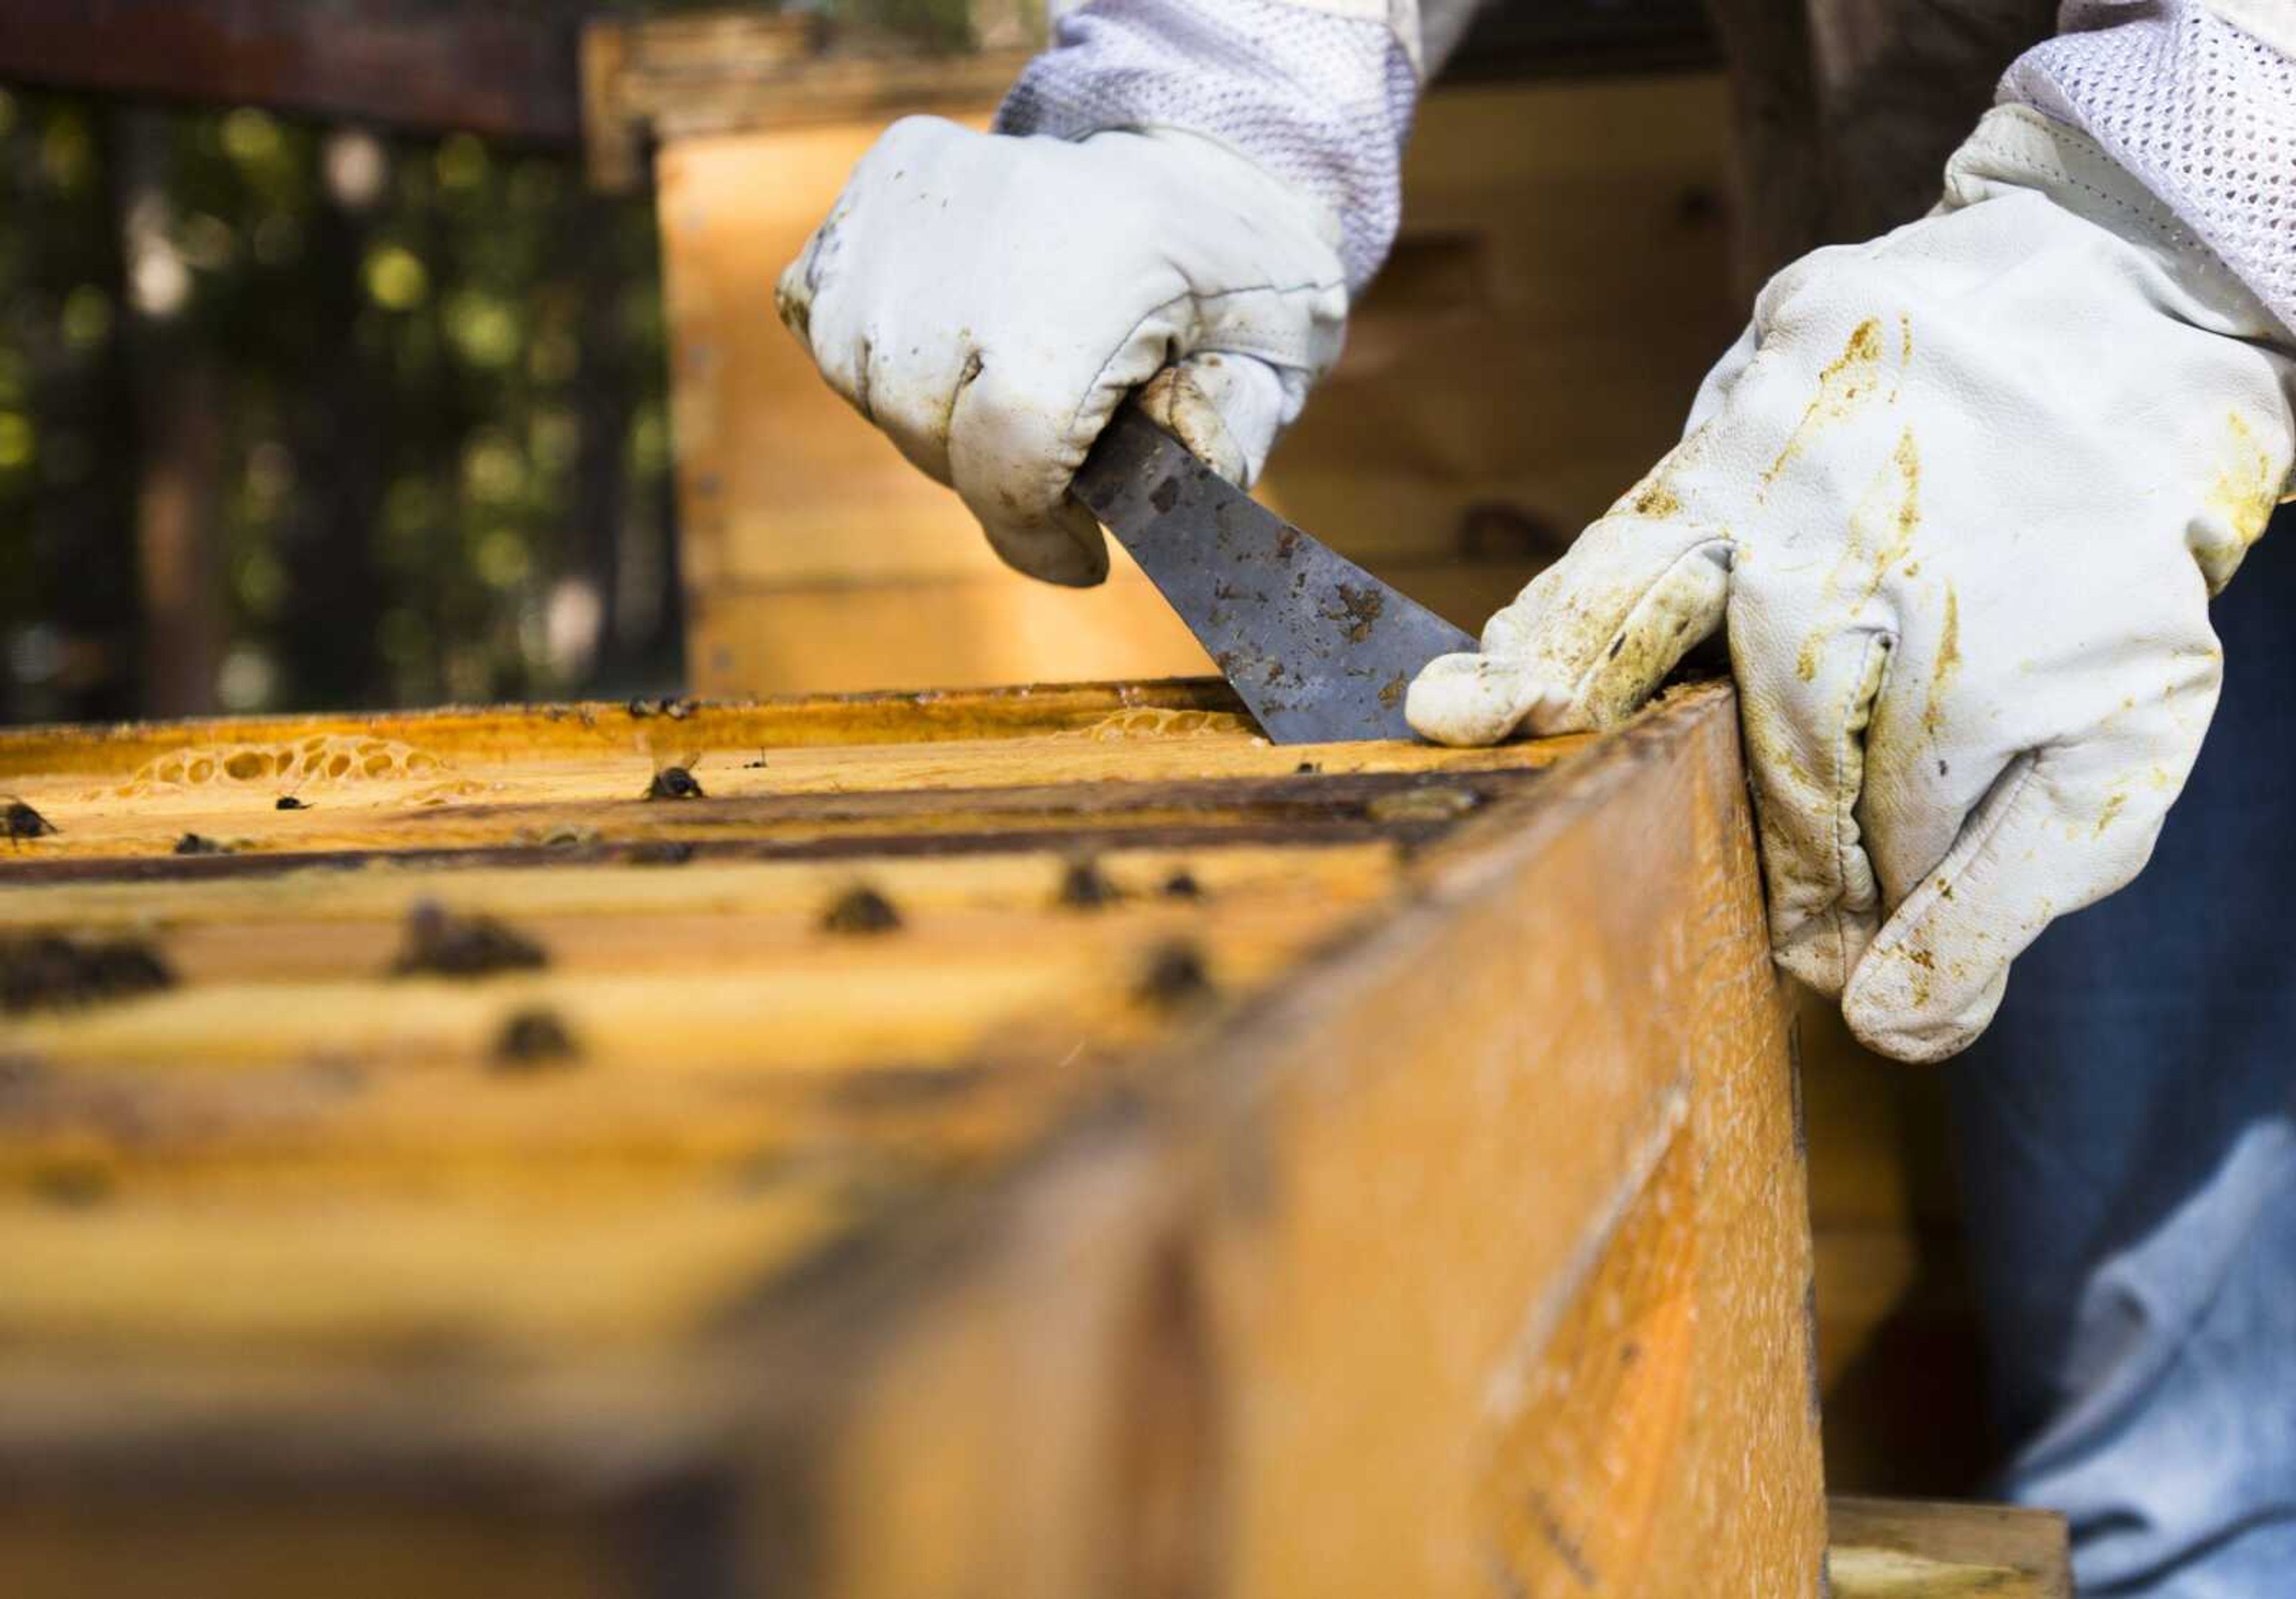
[774,181,854,356]
[956,349,1295,587]
[1852,572,2219,910]
[1135,353,1294,489]
[972,490,1111,589]
[1407,508,1732,747]
[1405,652,1568,749]
[1843,661,2222,1062]
[951,322,1310,587]
[774,249,816,350]
[946,360,1113,588]
[1730,611,1891,997]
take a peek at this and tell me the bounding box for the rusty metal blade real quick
[1070,406,1476,744]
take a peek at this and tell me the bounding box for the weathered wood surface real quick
[663,73,1742,698]
[0,0,589,145]
[1828,1497,2072,1598]
[582,13,1037,194]
[1703,0,2056,294]
[0,677,1823,1596]
[0,1,1036,151]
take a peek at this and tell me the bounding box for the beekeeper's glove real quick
[1409,108,2296,1062]
[775,0,1439,586]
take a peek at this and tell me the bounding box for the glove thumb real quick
[1133,354,1297,489]
[1407,496,1733,747]
[994,355,1294,590]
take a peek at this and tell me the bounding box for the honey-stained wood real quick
[662,73,1742,698]
[0,677,1822,1597]
[1828,1497,2072,1598]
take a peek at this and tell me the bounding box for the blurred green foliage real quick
[0,88,141,722]
[0,81,679,724]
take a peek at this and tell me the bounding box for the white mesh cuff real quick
[1248,0,1426,74]
[996,0,1419,290]
[2002,1,2296,335]
[1045,0,1430,72]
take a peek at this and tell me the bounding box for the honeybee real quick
[4,798,56,850]
[636,736,704,802]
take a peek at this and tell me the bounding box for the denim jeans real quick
[1950,506,2296,1597]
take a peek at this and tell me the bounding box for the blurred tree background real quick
[0,0,785,727]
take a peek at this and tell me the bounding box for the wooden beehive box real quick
[0,678,1822,1597]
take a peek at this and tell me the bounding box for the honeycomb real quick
[1055,708,1251,743]
[117,734,451,797]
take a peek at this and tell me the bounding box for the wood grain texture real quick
[1828,1496,2071,1598]
[1188,672,1824,1597]
[0,676,1824,1597]
[0,0,587,144]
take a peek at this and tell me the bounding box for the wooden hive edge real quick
[0,678,1252,779]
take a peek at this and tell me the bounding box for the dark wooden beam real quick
[581,11,1029,191]
[1442,0,1719,81]
[0,0,586,145]
[0,1,1726,182]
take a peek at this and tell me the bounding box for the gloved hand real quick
[774,117,1348,587]
[1409,106,2296,1061]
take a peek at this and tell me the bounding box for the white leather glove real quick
[777,120,1344,587]
[776,0,1434,586]
[1409,106,2296,1062]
